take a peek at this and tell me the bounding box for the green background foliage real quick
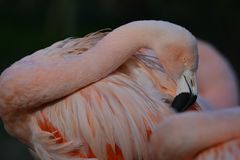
[0,0,239,159]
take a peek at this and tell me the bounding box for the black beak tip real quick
[171,92,197,112]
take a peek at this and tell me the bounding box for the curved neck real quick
[75,20,190,86]
[156,108,240,159]
[0,20,190,110]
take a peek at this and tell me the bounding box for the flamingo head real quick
[155,30,198,112]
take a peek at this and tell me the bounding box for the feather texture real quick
[30,52,175,160]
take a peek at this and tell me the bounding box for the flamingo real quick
[0,20,238,159]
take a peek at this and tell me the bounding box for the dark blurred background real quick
[0,0,239,159]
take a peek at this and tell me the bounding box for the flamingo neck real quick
[0,20,192,110]
[154,108,240,159]
[77,20,190,86]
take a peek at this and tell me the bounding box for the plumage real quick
[30,44,178,159]
[0,20,239,160]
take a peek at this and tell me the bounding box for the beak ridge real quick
[171,70,197,112]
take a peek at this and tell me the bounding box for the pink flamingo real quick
[0,20,239,159]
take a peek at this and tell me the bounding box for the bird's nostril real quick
[171,92,197,112]
[190,79,194,86]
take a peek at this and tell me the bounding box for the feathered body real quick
[0,21,239,160]
[2,31,177,160]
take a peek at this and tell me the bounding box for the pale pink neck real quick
[0,20,191,111]
[157,108,240,159]
[61,20,190,91]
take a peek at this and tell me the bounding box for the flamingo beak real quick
[171,70,197,112]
